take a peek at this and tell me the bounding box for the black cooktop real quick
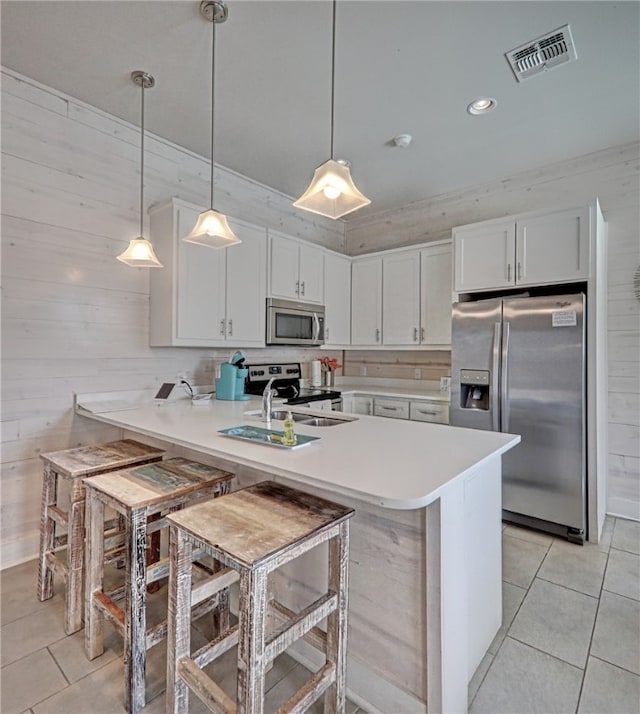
[244,362,340,404]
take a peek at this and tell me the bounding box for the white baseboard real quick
[607,497,640,522]
[1,531,39,570]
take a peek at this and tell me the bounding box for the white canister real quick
[310,359,322,387]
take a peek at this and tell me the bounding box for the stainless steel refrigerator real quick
[450,293,586,543]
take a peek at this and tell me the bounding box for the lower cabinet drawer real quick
[410,401,450,424]
[373,398,409,419]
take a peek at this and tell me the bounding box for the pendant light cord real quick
[330,0,336,159]
[139,79,145,238]
[210,11,216,209]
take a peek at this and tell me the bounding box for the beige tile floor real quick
[1,517,638,713]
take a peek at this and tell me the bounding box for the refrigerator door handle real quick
[501,321,510,432]
[492,322,501,432]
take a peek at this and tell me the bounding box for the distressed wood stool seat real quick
[84,457,235,714]
[165,480,354,714]
[37,439,165,634]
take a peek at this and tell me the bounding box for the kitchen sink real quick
[268,410,311,422]
[268,410,356,427]
[295,416,349,427]
[244,409,357,427]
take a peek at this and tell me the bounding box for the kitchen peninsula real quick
[76,393,519,713]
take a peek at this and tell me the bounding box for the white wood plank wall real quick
[0,68,342,568]
[1,65,638,569]
[346,142,640,522]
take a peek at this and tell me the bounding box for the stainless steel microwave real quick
[266,298,325,346]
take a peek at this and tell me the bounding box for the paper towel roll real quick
[310,359,322,388]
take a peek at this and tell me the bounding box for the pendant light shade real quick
[184,208,240,248]
[294,0,370,220]
[293,159,370,219]
[117,71,163,268]
[184,0,240,249]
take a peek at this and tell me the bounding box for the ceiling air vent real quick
[505,24,577,82]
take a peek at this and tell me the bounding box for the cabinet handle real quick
[375,328,381,342]
[295,280,300,295]
[300,281,305,296]
[413,327,418,342]
[507,263,511,281]
[382,405,398,411]
[517,262,522,281]
[417,409,438,415]
[421,326,425,342]
[228,319,233,336]
[220,319,226,336]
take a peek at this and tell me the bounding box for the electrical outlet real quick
[414,368,422,380]
[177,372,189,384]
[360,365,367,376]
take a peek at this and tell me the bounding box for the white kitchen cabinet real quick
[420,244,452,345]
[149,198,266,348]
[351,257,383,346]
[324,251,351,345]
[381,243,452,347]
[409,400,450,424]
[453,206,590,293]
[269,231,324,304]
[373,397,410,419]
[352,396,374,415]
[382,251,421,345]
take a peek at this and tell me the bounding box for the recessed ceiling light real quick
[467,97,497,115]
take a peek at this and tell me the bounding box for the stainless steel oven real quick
[266,298,325,346]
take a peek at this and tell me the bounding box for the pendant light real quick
[117,71,163,268]
[184,0,240,248]
[293,0,370,220]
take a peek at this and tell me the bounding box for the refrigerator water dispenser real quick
[459,370,490,410]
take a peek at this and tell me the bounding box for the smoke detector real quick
[505,24,578,82]
[393,134,412,148]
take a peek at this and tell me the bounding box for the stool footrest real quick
[192,567,239,607]
[178,656,237,714]
[269,600,327,653]
[266,594,335,662]
[92,590,126,634]
[48,505,68,526]
[193,624,239,670]
[45,551,68,579]
[276,661,335,714]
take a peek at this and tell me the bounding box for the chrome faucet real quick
[261,377,277,422]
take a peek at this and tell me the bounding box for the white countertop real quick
[76,395,518,511]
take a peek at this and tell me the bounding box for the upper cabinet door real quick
[225,218,267,346]
[269,232,324,304]
[324,252,351,345]
[382,251,421,345]
[351,257,382,345]
[516,207,590,286]
[298,244,324,303]
[453,221,516,292]
[420,244,452,345]
[176,204,226,343]
[269,233,300,300]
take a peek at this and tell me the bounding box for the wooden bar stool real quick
[165,481,354,714]
[37,439,164,634]
[84,457,234,714]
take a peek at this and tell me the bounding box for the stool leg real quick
[325,521,350,714]
[65,478,86,634]
[125,507,148,714]
[37,464,57,602]
[146,512,162,594]
[237,566,268,714]
[85,490,106,660]
[166,526,193,714]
